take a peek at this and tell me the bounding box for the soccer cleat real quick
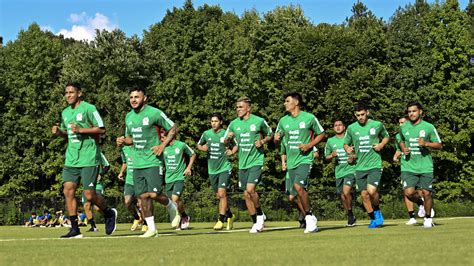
[60,229,83,238]
[374,210,384,226]
[423,218,434,228]
[87,227,98,232]
[213,220,224,230]
[304,215,318,233]
[141,225,148,232]
[131,219,141,231]
[418,205,426,218]
[347,215,357,227]
[368,219,379,228]
[105,208,117,235]
[249,223,260,233]
[226,214,235,230]
[139,229,158,238]
[406,218,417,225]
[180,216,190,230]
[167,201,178,225]
[255,215,265,231]
[171,213,181,228]
[431,208,435,218]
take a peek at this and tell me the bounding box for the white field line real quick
[0,216,472,242]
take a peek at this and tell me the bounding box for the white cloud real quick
[57,12,118,41]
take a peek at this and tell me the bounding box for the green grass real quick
[0,217,473,265]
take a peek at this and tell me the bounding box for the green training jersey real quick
[163,140,195,183]
[276,111,324,169]
[98,152,110,175]
[60,101,104,167]
[198,129,232,175]
[121,146,134,185]
[344,119,389,171]
[399,120,441,173]
[224,114,272,170]
[125,104,174,169]
[325,135,355,178]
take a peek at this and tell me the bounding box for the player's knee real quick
[217,191,226,199]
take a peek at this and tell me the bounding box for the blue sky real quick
[0,0,469,43]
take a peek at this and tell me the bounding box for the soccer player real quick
[162,132,197,230]
[51,82,117,238]
[275,92,325,233]
[398,102,442,228]
[116,86,178,237]
[118,145,144,231]
[325,120,356,227]
[343,102,389,228]
[224,96,273,233]
[83,152,110,232]
[197,113,237,230]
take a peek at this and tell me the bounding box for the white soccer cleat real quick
[431,208,435,218]
[255,215,265,231]
[167,201,178,224]
[139,229,158,238]
[423,218,434,228]
[417,205,426,218]
[405,218,417,225]
[249,223,260,234]
[304,215,318,233]
[171,213,181,229]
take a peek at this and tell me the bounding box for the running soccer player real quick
[116,86,178,237]
[224,96,273,233]
[275,92,324,233]
[325,120,357,227]
[118,145,144,231]
[343,102,389,228]
[398,102,442,228]
[162,132,197,230]
[51,82,117,238]
[197,113,237,230]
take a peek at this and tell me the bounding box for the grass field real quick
[0,217,473,265]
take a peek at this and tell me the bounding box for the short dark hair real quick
[354,101,368,112]
[128,86,147,95]
[406,101,424,111]
[334,119,345,126]
[211,112,223,121]
[283,92,304,106]
[66,82,81,91]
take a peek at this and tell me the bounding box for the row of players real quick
[51,83,442,238]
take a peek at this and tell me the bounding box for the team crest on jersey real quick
[236,127,241,131]
[143,117,149,126]
[285,124,289,128]
[419,130,426,138]
[299,122,305,129]
[370,128,376,135]
[76,113,83,121]
[220,137,225,143]
[250,124,256,131]
[175,148,180,154]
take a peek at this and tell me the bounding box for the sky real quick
[0,0,470,43]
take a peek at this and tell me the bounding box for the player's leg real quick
[61,167,81,238]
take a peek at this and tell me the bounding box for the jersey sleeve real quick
[280,142,287,155]
[155,109,175,131]
[87,105,105,128]
[324,139,332,156]
[276,119,285,137]
[125,116,132,138]
[428,125,442,143]
[60,111,67,131]
[310,115,325,135]
[343,127,353,145]
[197,132,207,145]
[379,122,389,138]
[261,119,273,136]
[184,143,195,156]
[395,134,402,151]
[223,122,234,139]
[99,153,110,167]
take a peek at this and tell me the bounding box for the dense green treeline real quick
[0,0,472,202]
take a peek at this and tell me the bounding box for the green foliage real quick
[0,1,472,204]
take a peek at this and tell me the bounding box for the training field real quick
[1,217,472,265]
